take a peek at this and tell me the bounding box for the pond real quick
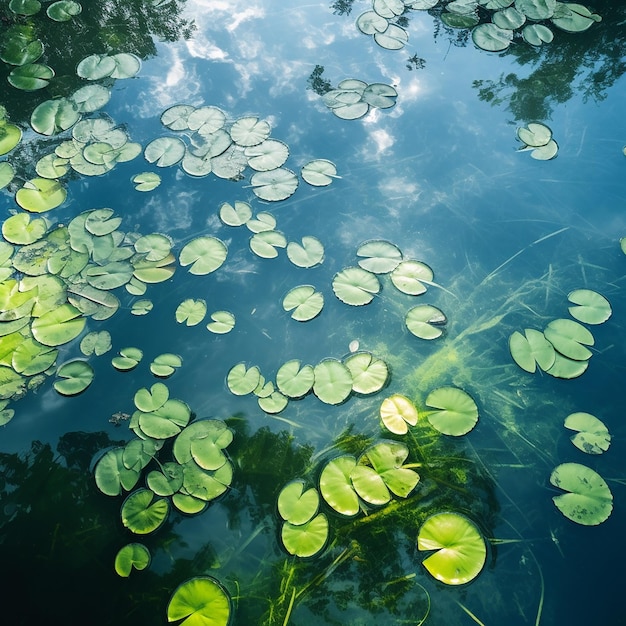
[0,1,625,625]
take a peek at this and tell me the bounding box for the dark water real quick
[1,1,626,625]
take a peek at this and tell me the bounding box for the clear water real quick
[1,1,625,625]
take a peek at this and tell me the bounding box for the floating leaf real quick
[374,24,409,50]
[179,236,227,275]
[110,53,141,79]
[219,201,252,227]
[258,390,288,414]
[206,310,235,334]
[121,488,169,534]
[405,304,446,339]
[356,240,402,274]
[380,394,418,435]
[9,0,41,16]
[332,266,380,306]
[551,2,601,32]
[522,23,554,45]
[230,116,271,146]
[244,139,289,171]
[246,212,276,233]
[564,412,610,455]
[114,543,150,578]
[30,98,80,135]
[301,159,338,186]
[424,386,478,436]
[150,353,182,378]
[8,63,54,91]
[146,462,184,496]
[361,83,398,109]
[319,455,359,516]
[53,359,94,395]
[0,122,22,155]
[132,172,161,192]
[516,0,556,19]
[249,230,287,258]
[250,168,299,201]
[111,347,143,371]
[137,398,191,440]
[0,162,15,188]
[390,260,433,295]
[12,338,57,376]
[167,577,231,626]
[567,289,611,325]
[94,448,140,496]
[313,358,353,405]
[545,352,589,379]
[31,303,85,346]
[286,236,324,268]
[80,330,111,356]
[144,136,186,167]
[278,480,319,525]
[2,213,47,245]
[16,178,67,213]
[173,419,232,470]
[227,363,261,396]
[276,360,315,398]
[471,23,513,51]
[131,299,153,316]
[281,513,329,558]
[418,512,487,585]
[282,285,324,321]
[356,11,389,35]
[176,299,207,326]
[550,462,613,525]
[344,352,388,395]
[509,328,555,373]
[70,84,111,113]
[543,318,593,361]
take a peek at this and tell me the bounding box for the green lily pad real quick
[250,230,287,258]
[53,359,94,395]
[80,330,112,356]
[0,162,15,188]
[276,360,315,398]
[405,304,446,339]
[246,212,276,233]
[121,488,169,534]
[361,441,419,498]
[219,200,252,227]
[179,236,227,275]
[110,52,141,78]
[374,24,409,50]
[181,458,232,501]
[286,236,325,268]
[250,168,299,201]
[567,289,611,325]
[282,285,324,321]
[144,136,186,167]
[301,159,338,186]
[230,116,271,146]
[350,463,391,506]
[356,240,402,274]
[361,83,398,109]
[244,139,289,171]
[227,363,261,396]
[390,260,433,295]
[0,30,43,66]
[313,358,353,405]
[173,419,233,470]
[564,412,610,455]
[203,310,235,335]
[319,455,360,516]
[137,398,191,440]
[30,98,80,136]
[545,352,589,379]
[522,23,554,45]
[550,462,613,525]
[332,266,380,306]
[134,382,169,412]
[167,577,231,626]
[515,0,556,20]
[16,178,67,213]
[132,172,161,192]
[509,328,556,373]
[9,0,41,16]
[281,513,329,558]
[131,299,153,316]
[418,512,487,585]
[551,2,601,32]
[380,394,418,435]
[111,346,143,371]
[277,480,319,525]
[0,122,22,156]
[160,104,195,130]
[122,439,159,473]
[31,303,85,346]
[543,318,594,361]
[132,253,176,283]
[344,352,388,394]
[12,338,57,376]
[8,63,54,91]
[146,462,184,496]
[493,6,526,28]
[356,11,389,35]
[70,84,111,113]
[2,213,47,245]
[471,23,513,51]
[35,153,69,179]
[176,299,207,326]
[258,390,289,414]
[114,543,150,578]
[424,386,479,436]
[94,447,140,496]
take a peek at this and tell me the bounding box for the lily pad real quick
[332,266,380,306]
[167,577,231,626]
[0,162,15,188]
[281,513,329,558]
[230,116,271,146]
[9,0,41,16]
[206,310,235,334]
[8,63,54,91]
[564,412,610,454]
[550,462,613,525]
[471,23,514,51]
[219,201,252,227]
[176,299,207,326]
[53,360,94,395]
[522,23,554,45]
[390,260,434,295]
[31,303,85,346]
[227,363,261,396]
[30,98,80,136]
[111,346,143,371]
[0,122,22,156]
[16,178,67,213]
[418,512,487,585]
[132,172,161,192]
[543,318,594,361]
[276,360,315,398]
[286,236,325,268]
[80,330,112,356]
[114,543,150,578]
[282,285,324,321]
[94,447,140,496]
[150,353,183,378]
[374,24,409,50]
[278,480,319,525]
[250,168,299,201]
[144,136,186,167]
[121,488,169,534]
[509,328,556,373]
[356,240,402,274]
[380,394,418,435]
[301,159,338,186]
[545,352,589,379]
[179,236,227,275]
[551,2,601,32]
[258,390,289,414]
[131,299,153,316]
[249,230,287,259]
[173,419,233,470]
[319,455,360,516]
[359,441,419,498]
[567,289,611,325]
[2,213,47,245]
[405,304,446,339]
[515,0,556,20]
[344,352,388,395]
[313,358,353,405]
[137,398,191,439]
[424,386,479,436]
[244,139,289,171]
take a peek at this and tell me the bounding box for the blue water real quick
[1,1,626,624]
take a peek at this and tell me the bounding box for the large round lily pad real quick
[424,386,479,436]
[167,576,231,626]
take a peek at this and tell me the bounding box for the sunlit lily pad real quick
[564,412,610,455]
[219,201,252,227]
[144,136,186,167]
[150,353,182,378]
[94,447,140,496]
[472,23,513,51]
[509,328,556,373]
[356,240,402,274]
[545,351,589,379]
[110,53,141,79]
[276,360,315,398]
[12,338,57,376]
[319,455,359,516]
[31,303,85,346]
[111,346,143,371]
[227,363,261,396]
[70,84,111,113]
[121,488,169,534]
[246,211,276,233]
[332,266,380,306]
[278,480,319,525]
[179,236,227,275]
[550,462,613,525]
[8,63,54,90]
[250,168,299,201]
[567,289,611,325]
[359,441,419,498]
[176,299,207,326]
[206,310,235,334]
[418,512,487,585]
[53,359,94,395]
[390,260,433,295]
[380,394,418,435]
[424,386,479,436]
[16,178,67,212]
[137,398,191,439]
[286,236,325,268]
[2,213,47,245]
[361,83,398,109]
[344,352,388,395]
[173,419,232,470]
[281,513,329,558]
[167,577,231,626]
[30,98,80,135]
[0,122,22,156]
[282,285,324,321]
[250,230,287,258]
[80,330,111,356]
[0,162,15,188]
[161,104,195,131]
[373,0,405,18]
[356,11,389,35]
[146,462,184,496]
[114,543,150,578]
[301,159,338,186]
[258,390,289,414]
[132,172,161,192]
[230,116,271,146]
[244,139,289,171]
[313,358,353,405]
[543,318,593,361]
[405,304,446,339]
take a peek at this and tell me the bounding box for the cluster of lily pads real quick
[516,121,558,160]
[352,0,602,55]
[145,103,338,201]
[227,351,389,415]
[509,288,611,379]
[0,207,179,417]
[321,79,398,120]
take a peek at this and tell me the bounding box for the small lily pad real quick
[356,240,402,274]
[543,318,594,361]
[567,289,611,325]
[276,360,315,398]
[301,159,338,186]
[206,310,236,334]
[344,352,388,395]
[332,266,380,306]
[16,178,67,213]
[282,285,324,321]
[564,412,610,455]
[144,136,186,167]
[278,480,319,525]
[53,360,93,395]
[286,236,325,268]
[472,23,513,51]
[424,386,479,436]
[509,328,556,373]
[167,577,231,626]
[111,347,143,371]
[380,394,418,435]
[319,455,359,516]
[227,363,261,396]
[176,299,207,326]
[250,168,299,201]
[121,488,169,534]
[281,513,329,558]
[219,201,252,227]
[114,543,150,578]
[390,260,434,295]
[179,236,227,275]
[405,304,446,339]
[132,172,161,192]
[313,358,353,405]
[150,353,182,378]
